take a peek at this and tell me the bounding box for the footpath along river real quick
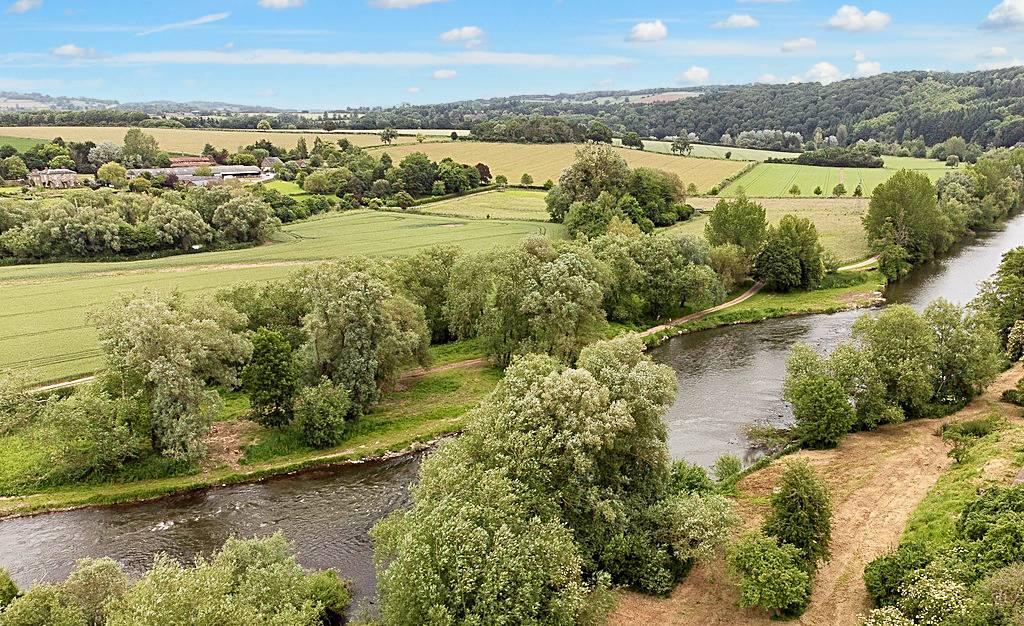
[1,212,1022,612]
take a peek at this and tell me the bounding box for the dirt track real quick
[611,365,1024,626]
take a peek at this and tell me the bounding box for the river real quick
[1,212,1022,612]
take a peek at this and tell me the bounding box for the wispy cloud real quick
[138,12,230,36]
[7,0,41,14]
[781,37,816,52]
[432,68,456,79]
[71,48,632,69]
[258,0,304,8]
[370,0,446,8]
[51,43,95,58]
[440,26,484,48]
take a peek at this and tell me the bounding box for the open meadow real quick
[0,134,45,152]
[0,210,561,384]
[614,139,794,161]
[722,156,954,197]
[0,126,443,155]
[366,141,748,193]
[675,196,871,262]
[418,188,550,221]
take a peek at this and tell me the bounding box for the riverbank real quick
[0,270,885,519]
[610,363,1024,626]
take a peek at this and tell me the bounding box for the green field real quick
[0,135,46,152]
[367,142,748,193]
[614,139,793,162]
[419,189,550,221]
[674,197,871,263]
[722,156,955,197]
[0,210,562,384]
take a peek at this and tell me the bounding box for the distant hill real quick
[0,91,117,112]
[0,91,280,115]
[348,67,1024,147]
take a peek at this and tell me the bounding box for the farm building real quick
[28,169,78,188]
[126,165,262,179]
[261,156,283,171]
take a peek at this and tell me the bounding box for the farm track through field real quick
[611,365,1024,626]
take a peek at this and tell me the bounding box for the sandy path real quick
[611,365,1023,626]
[640,282,765,338]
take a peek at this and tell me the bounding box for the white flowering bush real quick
[898,572,972,626]
[861,606,913,626]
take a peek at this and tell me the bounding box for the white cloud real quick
[138,12,230,36]
[806,61,844,84]
[51,43,94,58]
[370,0,446,8]
[982,46,1009,57]
[7,0,40,13]
[432,68,457,79]
[855,60,881,76]
[256,88,276,97]
[756,73,781,83]
[629,19,668,42]
[781,37,816,52]
[982,0,1024,29]
[978,58,1023,69]
[713,14,759,29]
[854,49,866,62]
[258,0,304,8]
[440,26,484,48]
[407,86,420,93]
[827,5,891,32]
[679,65,710,84]
[74,49,632,69]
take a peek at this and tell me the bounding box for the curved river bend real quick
[2,213,1022,612]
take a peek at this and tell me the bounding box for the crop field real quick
[0,135,45,152]
[0,126,443,155]
[614,139,793,162]
[418,189,550,221]
[366,142,748,193]
[671,196,871,263]
[722,156,955,197]
[0,210,562,384]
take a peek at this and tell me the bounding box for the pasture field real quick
[0,126,443,155]
[614,139,793,162]
[0,134,45,152]
[722,156,955,197]
[672,196,871,262]
[366,142,748,193]
[0,210,561,384]
[418,188,550,221]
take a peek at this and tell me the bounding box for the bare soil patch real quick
[611,365,1023,626]
[203,420,262,471]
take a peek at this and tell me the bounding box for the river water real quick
[1,213,1022,611]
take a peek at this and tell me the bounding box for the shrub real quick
[520,173,534,185]
[762,461,832,566]
[814,186,823,195]
[659,492,739,563]
[0,585,87,626]
[861,606,914,626]
[712,454,742,483]
[62,558,129,625]
[669,460,714,494]
[728,532,811,617]
[430,180,446,196]
[0,568,18,609]
[241,328,296,428]
[977,563,1024,625]
[898,572,973,626]
[864,542,932,606]
[304,570,351,623]
[789,184,801,196]
[786,374,855,448]
[294,379,350,449]
[543,179,554,190]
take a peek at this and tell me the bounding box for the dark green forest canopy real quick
[349,67,1024,147]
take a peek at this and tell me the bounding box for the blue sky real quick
[1,0,1023,109]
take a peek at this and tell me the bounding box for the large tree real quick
[864,170,952,269]
[704,194,769,257]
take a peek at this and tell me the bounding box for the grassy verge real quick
[643,271,885,346]
[0,367,500,518]
[902,409,1024,547]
